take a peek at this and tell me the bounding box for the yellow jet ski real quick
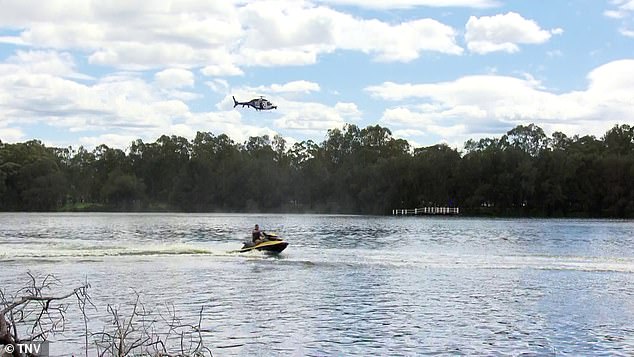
[238,233,288,254]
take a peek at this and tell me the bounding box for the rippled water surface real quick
[2,213,634,356]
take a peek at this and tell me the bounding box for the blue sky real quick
[0,0,633,150]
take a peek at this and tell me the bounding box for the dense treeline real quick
[1,123,633,217]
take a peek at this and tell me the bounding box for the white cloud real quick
[239,2,460,62]
[1,0,242,71]
[333,15,463,61]
[393,128,426,137]
[0,127,25,143]
[0,0,464,73]
[0,59,282,149]
[622,0,634,10]
[604,10,625,19]
[465,12,563,54]
[274,101,349,131]
[586,59,634,98]
[366,59,634,146]
[238,2,335,50]
[3,50,92,80]
[78,133,139,150]
[0,36,27,46]
[621,28,634,37]
[88,43,207,70]
[154,68,194,88]
[0,55,193,142]
[239,48,321,67]
[275,109,345,131]
[205,79,230,94]
[2,1,628,152]
[201,63,244,77]
[551,28,564,35]
[604,0,634,37]
[547,50,564,58]
[335,102,362,117]
[163,90,201,102]
[247,80,321,94]
[318,0,499,8]
[605,0,634,18]
[184,111,280,143]
[0,55,344,148]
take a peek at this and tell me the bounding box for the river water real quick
[1,213,634,356]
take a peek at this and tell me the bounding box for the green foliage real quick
[101,170,145,209]
[1,123,633,217]
[17,158,68,210]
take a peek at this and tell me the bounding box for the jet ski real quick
[238,233,288,254]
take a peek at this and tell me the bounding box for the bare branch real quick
[2,274,213,357]
[1,285,88,316]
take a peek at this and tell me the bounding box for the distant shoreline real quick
[1,208,630,219]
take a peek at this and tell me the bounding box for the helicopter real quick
[233,96,277,111]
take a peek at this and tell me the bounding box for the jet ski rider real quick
[252,224,263,244]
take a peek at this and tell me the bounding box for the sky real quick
[0,0,633,150]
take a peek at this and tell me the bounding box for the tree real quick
[1,122,632,217]
[0,169,5,198]
[66,146,97,204]
[603,124,634,155]
[17,158,68,210]
[505,123,549,157]
[550,131,572,151]
[101,170,145,209]
[413,144,460,207]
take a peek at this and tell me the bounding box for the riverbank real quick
[4,203,631,219]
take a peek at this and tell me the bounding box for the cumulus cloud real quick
[318,0,499,8]
[201,63,244,77]
[605,0,634,18]
[237,1,463,62]
[335,102,362,117]
[182,111,280,144]
[78,133,140,150]
[240,2,427,65]
[1,1,240,71]
[77,119,281,149]
[338,17,463,61]
[274,107,346,131]
[179,110,279,144]
[0,57,355,149]
[272,100,362,132]
[0,0,464,74]
[3,50,91,80]
[393,128,426,137]
[246,80,321,94]
[605,0,634,36]
[0,52,231,148]
[0,127,25,143]
[206,79,230,94]
[154,68,194,88]
[465,12,563,54]
[366,59,634,146]
[2,1,627,151]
